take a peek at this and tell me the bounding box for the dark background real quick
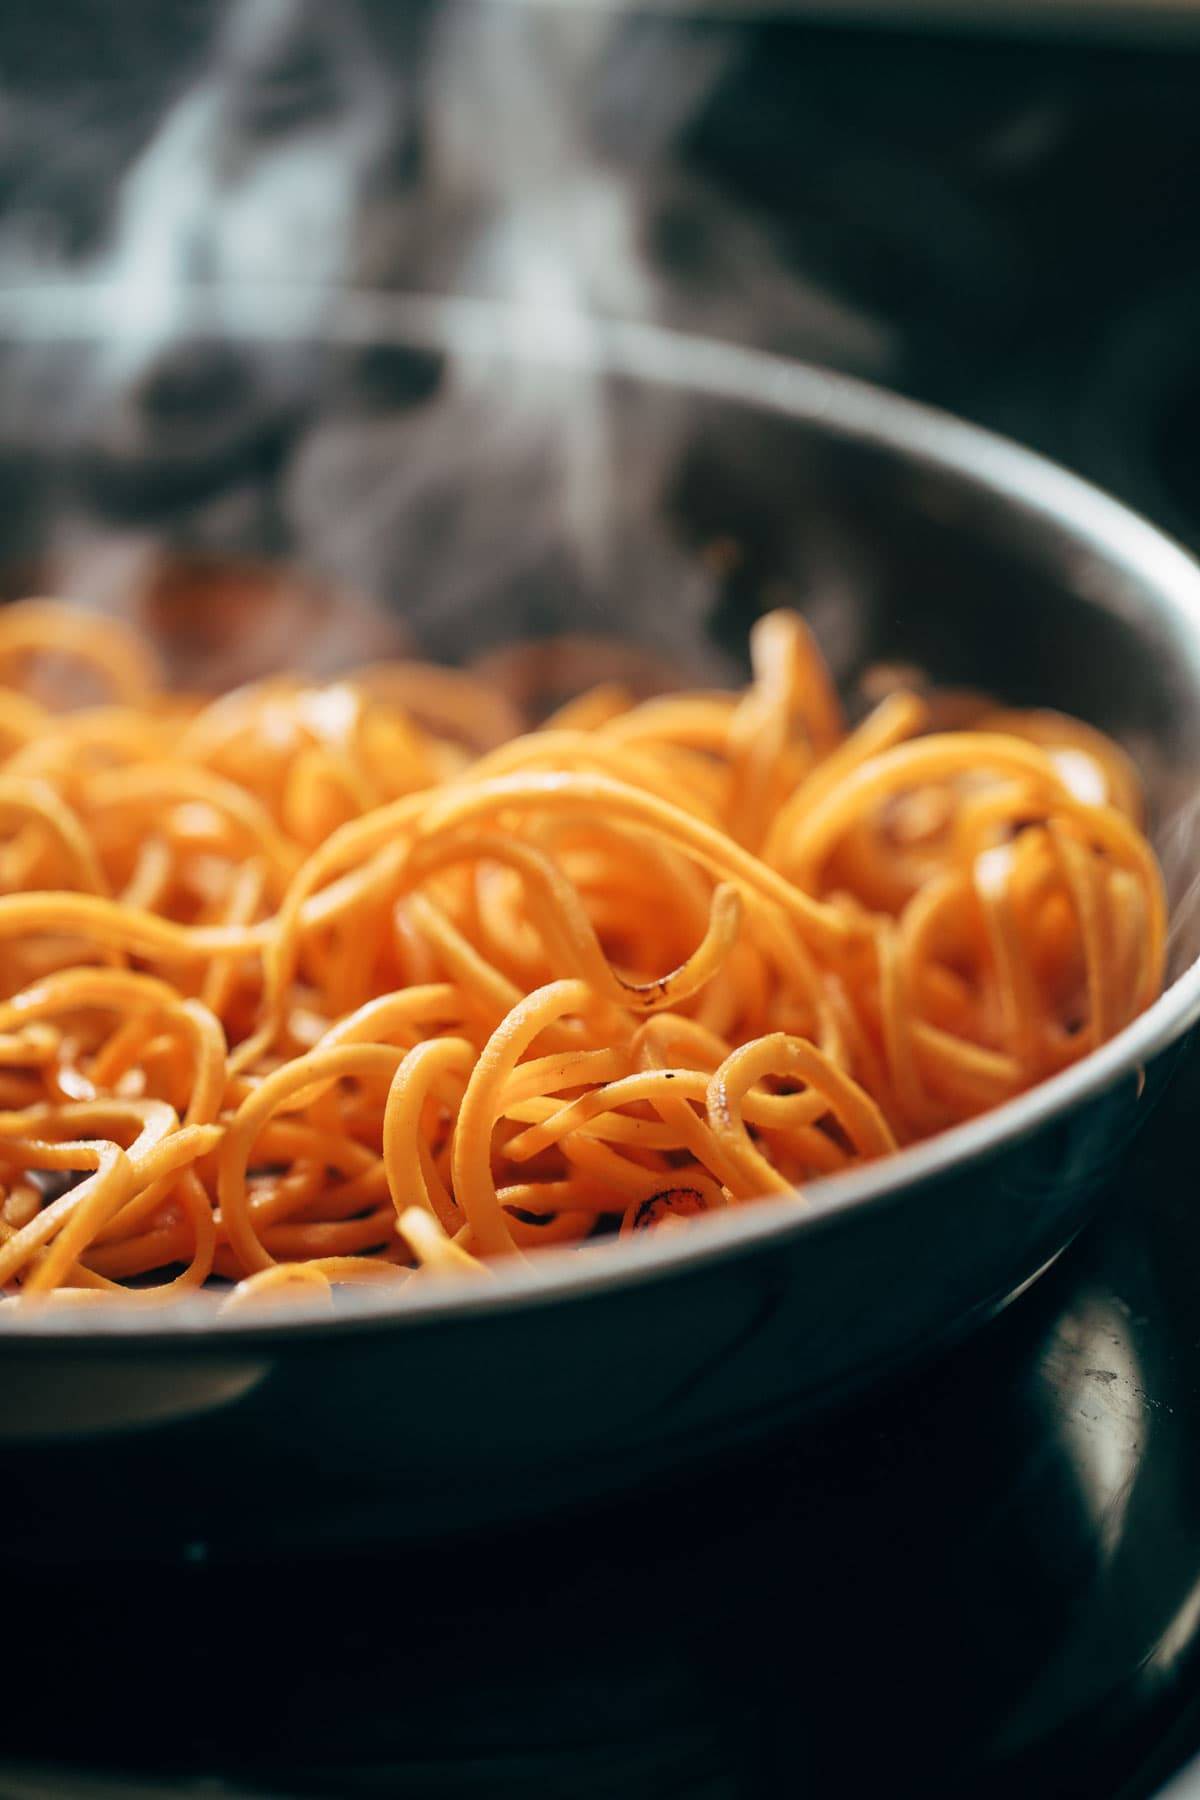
[2,4,1200,564]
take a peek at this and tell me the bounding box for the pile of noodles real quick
[0,600,1165,1312]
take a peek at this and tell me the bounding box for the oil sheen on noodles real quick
[0,600,1165,1312]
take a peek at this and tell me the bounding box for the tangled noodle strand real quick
[0,600,1164,1311]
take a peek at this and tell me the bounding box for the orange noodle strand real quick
[0,600,1164,1310]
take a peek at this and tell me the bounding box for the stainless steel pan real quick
[1,295,1198,1558]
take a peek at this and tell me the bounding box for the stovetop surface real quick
[2,1037,1197,1800]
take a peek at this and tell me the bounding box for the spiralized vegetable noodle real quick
[0,600,1165,1311]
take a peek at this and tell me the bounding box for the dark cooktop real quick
[1,1037,1198,1800]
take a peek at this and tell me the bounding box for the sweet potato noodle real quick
[0,600,1165,1312]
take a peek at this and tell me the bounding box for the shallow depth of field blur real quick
[0,2,1197,671]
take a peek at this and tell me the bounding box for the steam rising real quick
[0,0,890,677]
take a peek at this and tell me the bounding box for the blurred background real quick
[2,0,1200,656]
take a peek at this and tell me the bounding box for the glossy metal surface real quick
[1,302,1200,1540]
[3,1040,1200,1797]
